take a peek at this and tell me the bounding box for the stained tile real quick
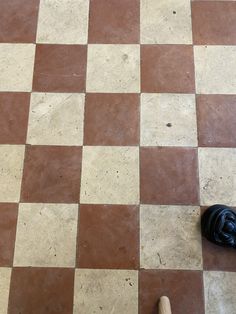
[192,1,236,45]
[0,268,11,314]
[197,95,236,147]
[204,271,236,314]
[0,145,25,202]
[141,93,197,146]
[33,44,87,92]
[21,145,82,203]
[84,94,139,146]
[141,0,192,44]
[14,203,78,267]
[89,0,139,44]
[194,46,236,94]
[74,269,138,314]
[0,203,18,267]
[37,0,89,44]
[27,93,85,145]
[78,205,139,269]
[0,92,30,144]
[141,45,195,93]
[80,146,139,204]
[0,44,35,92]
[140,147,199,205]
[199,148,236,206]
[86,45,140,93]
[8,267,74,314]
[140,270,204,314]
[0,0,39,43]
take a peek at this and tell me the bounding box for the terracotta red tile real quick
[192,1,236,45]
[33,44,87,92]
[88,0,139,43]
[21,145,82,203]
[0,203,18,266]
[141,45,195,93]
[197,95,236,147]
[140,147,199,205]
[0,0,39,43]
[84,94,139,146]
[78,205,139,269]
[0,92,30,144]
[8,268,74,314]
[139,270,204,314]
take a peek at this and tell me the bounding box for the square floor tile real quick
[21,145,82,203]
[0,44,35,92]
[0,145,25,202]
[140,147,199,205]
[78,205,139,269]
[80,146,139,204]
[14,203,78,267]
[33,44,87,92]
[140,205,202,270]
[8,268,74,314]
[0,92,30,144]
[140,270,204,314]
[192,1,236,45]
[88,0,139,44]
[199,148,236,206]
[194,46,236,94]
[74,269,138,314]
[0,203,18,267]
[27,93,85,145]
[141,93,197,146]
[0,268,11,314]
[37,0,89,44]
[141,45,195,93]
[204,271,236,314]
[0,0,39,43]
[197,95,236,147]
[84,93,139,146]
[141,0,192,44]
[86,45,140,93]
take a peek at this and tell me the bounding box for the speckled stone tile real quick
[73,269,138,314]
[141,0,192,44]
[37,0,89,44]
[141,93,197,147]
[199,148,236,206]
[14,203,78,267]
[140,205,202,270]
[80,146,139,204]
[27,93,84,145]
[86,45,140,93]
[0,268,11,314]
[204,271,236,314]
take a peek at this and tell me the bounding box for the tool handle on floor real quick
[158,296,172,314]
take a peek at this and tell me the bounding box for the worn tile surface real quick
[0,268,11,314]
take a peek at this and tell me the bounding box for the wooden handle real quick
[158,296,172,314]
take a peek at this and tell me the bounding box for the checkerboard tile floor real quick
[1,1,236,313]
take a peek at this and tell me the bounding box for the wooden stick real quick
[158,296,172,314]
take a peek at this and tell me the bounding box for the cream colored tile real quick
[141,93,197,146]
[0,44,35,92]
[14,203,78,267]
[86,45,140,93]
[204,271,236,314]
[37,0,89,44]
[27,93,84,145]
[141,0,192,44]
[0,145,25,202]
[199,148,236,206]
[80,146,139,204]
[0,268,11,314]
[140,205,202,270]
[195,46,236,94]
[74,269,138,314]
